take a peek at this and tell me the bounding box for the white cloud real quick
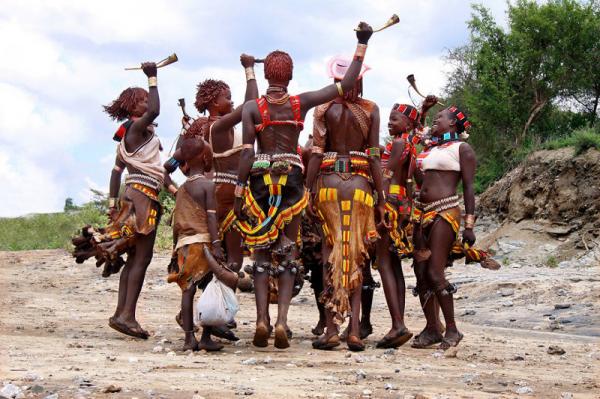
[0,0,510,216]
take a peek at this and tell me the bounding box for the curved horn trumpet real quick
[407,74,445,106]
[354,14,400,33]
[125,53,179,71]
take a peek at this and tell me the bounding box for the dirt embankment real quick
[478,147,600,266]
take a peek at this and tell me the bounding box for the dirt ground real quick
[1,248,599,399]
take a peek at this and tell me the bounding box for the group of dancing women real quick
[73,22,499,353]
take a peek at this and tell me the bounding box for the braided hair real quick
[264,50,293,82]
[103,87,148,121]
[195,79,229,114]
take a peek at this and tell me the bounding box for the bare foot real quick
[311,319,326,336]
[347,335,365,352]
[253,322,269,348]
[359,320,373,339]
[183,334,199,351]
[274,324,290,349]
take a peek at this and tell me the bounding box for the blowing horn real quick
[354,14,400,33]
[406,74,445,106]
[125,53,179,71]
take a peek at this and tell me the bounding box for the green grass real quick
[0,204,108,251]
[546,255,559,268]
[542,127,600,155]
[0,191,176,252]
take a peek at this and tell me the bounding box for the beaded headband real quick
[393,103,420,122]
[447,105,471,133]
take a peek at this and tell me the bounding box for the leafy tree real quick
[444,0,600,191]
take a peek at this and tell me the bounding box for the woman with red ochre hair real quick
[233,22,375,349]
[73,62,173,339]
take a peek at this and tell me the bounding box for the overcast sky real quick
[0,0,509,217]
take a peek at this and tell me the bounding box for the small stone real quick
[361,389,372,397]
[432,351,443,358]
[1,383,23,398]
[461,309,476,316]
[513,355,525,361]
[31,385,44,393]
[444,347,458,358]
[262,356,272,364]
[103,385,121,393]
[43,394,58,399]
[547,345,566,355]
[22,372,39,382]
[383,348,396,355]
[515,386,533,395]
[355,369,367,380]
[560,392,573,399]
[106,355,116,361]
[152,345,163,353]
[233,339,247,347]
[502,300,514,307]
[462,373,479,384]
[500,288,514,297]
[384,383,395,390]
[166,351,176,357]
[554,304,571,310]
[128,356,139,363]
[344,352,352,358]
[353,355,366,363]
[241,357,257,365]
[588,352,600,360]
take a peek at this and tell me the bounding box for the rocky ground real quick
[1,240,598,398]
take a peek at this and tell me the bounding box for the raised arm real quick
[459,143,477,245]
[211,54,259,133]
[298,22,373,112]
[129,62,160,139]
[233,102,258,220]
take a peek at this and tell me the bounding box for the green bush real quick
[0,204,107,251]
[542,127,600,155]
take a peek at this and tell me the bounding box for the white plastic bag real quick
[196,276,239,326]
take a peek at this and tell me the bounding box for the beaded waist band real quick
[251,153,304,174]
[320,151,369,174]
[414,195,460,213]
[213,171,238,185]
[125,173,161,191]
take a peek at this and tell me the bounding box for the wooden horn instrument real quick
[354,14,400,32]
[125,53,179,71]
[407,74,445,106]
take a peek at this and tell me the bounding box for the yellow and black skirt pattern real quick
[316,187,378,324]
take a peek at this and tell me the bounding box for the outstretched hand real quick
[141,62,157,78]
[356,22,373,44]
[240,53,256,68]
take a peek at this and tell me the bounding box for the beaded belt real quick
[320,151,370,174]
[213,171,238,185]
[125,173,161,191]
[414,195,460,212]
[251,153,304,173]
